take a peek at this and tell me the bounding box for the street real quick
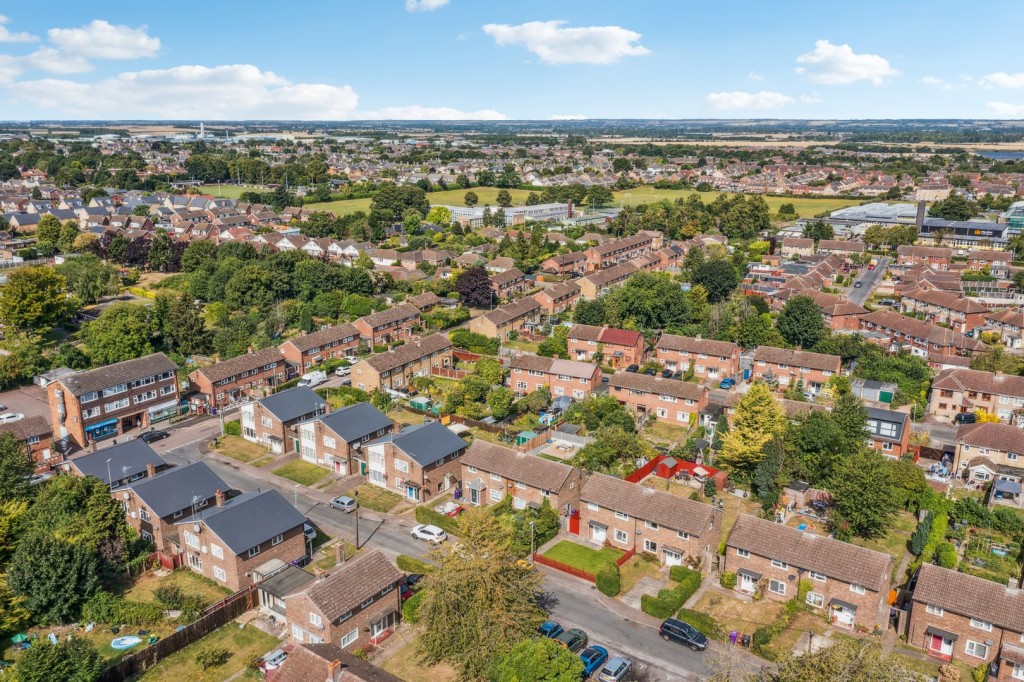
[846,256,890,306]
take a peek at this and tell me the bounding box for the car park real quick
[597,657,632,682]
[140,429,170,443]
[580,645,609,678]
[554,627,588,654]
[659,617,708,651]
[330,495,358,512]
[411,524,447,544]
[537,620,564,639]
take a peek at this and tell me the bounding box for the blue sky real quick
[0,0,1022,120]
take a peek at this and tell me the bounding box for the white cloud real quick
[795,40,898,85]
[705,91,794,111]
[482,20,649,65]
[405,0,449,11]
[0,15,36,43]
[921,75,955,91]
[48,20,160,59]
[8,64,360,119]
[24,47,92,74]
[799,93,823,104]
[550,114,587,120]
[980,72,1024,89]
[359,105,506,120]
[748,71,764,81]
[986,101,1024,117]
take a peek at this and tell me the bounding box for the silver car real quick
[598,657,633,682]
[331,495,358,513]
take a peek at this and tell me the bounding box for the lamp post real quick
[529,521,535,563]
[106,458,112,489]
[354,491,360,550]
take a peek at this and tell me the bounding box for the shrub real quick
[909,512,933,556]
[703,478,717,498]
[641,594,676,619]
[719,571,737,589]
[82,592,163,626]
[752,626,778,660]
[936,542,958,569]
[595,563,620,597]
[402,590,425,624]
[669,566,702,603]
[178,594,206,623]
[195,648,231,671]
[396,555,434,574]
[153,585,185,610]
[223,420,241,437]
[414,506,460,536]
[677,608,724,640]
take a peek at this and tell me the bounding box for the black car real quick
[660,369,673,378]
[659,617,708,652]
[643,368,657,376]
[954,412,978,425]
[625,365,639,373]
[404,573,425,587]
[140,430,170,444]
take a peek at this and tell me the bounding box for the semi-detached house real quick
[460,440,580,515]
[608,372,708,428]
[567,324,645,369]
[751,346,841,396]
[350,333,452,392]
[508,355,602,400]
[655,334,740,383]
[929,368,1024,425]
[297,402,394,475]
[240,386,327,455]
[363,421,467,502]
[187,347,286,411]
[352,303,420,348]
[952,422,1024,485]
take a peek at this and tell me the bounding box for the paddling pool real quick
[111,636,142,650]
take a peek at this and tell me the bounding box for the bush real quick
[396,554,434,574]
[752,626,778,660]
[414,506,460,536]
[676,608,724,640]
[449,329,499,355]
[178,594,206,623]
[719,571,737,589]
[402,590,425,624]
[223,420,241,437]
[936,542,958,569]
[641,593,676,619]
[595,563,620,597]
[153,585,185,610]
[82,591,164,626]
[669,566,702,603]
[195,648,231,671]
[909,512,933,557]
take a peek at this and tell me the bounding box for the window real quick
[341,628,359,648]
[806,592,824,608]
[338,610,352,622]
[82,391,98,403]
[614,529,628,543]
[677,531,690,540]
[643,539,658,553]
[210,544,223,559]
[771,559,788,569]
[490,472,502,481]
[105,398,129,412]
[139,509,151,522]
[614,511,629,521]
[102,383,127,397]
[645,520,659,530]
[587,501,599,511]
[970,618,993,632]
[965,640,988,659]
[736,548,750,558]
[323,436,336,449]
[925,604,944,616]
[247,545,262,558]
[1013,663,1024,680]
[184,531,200,550]
[849,584,866,595]
[394,459,409,473]
[213,566,227,582]
[467,466,477,473]
[271,534,283,546]
[768,580,786,596]
[261,417,273,428]
[490,489,502,502]
[809,571,827,583]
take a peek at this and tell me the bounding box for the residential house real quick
[460,440,580,514]
[179,489,306,591]
[967,250,1011,278]
[508,355,602,400]
[584,233,657,272]
[929,368,1024,424]
[751,347,842,396]
[578,262,638,300]
[816,239,866,258]
[68,440,169,488]
[363,422,467,502]
[279,324,361,377]
[351,333,452,392]
[865,407,912,458]
[540,251,587,276]
[469,298,542,340]
[533,280,581,316]
[188,347,286,411]
[608,372,708,428]
[897,245,953,270]
[352,304,420,348]
[952,422,1024,484]
[724,514,892,630]
[983,309,1024,349]
[240,387,327,455]
[567,324,645,369]
[655,334,740,383]
[296,403,394,475]
[270,644,403,682]
[900,288,990,334]
[485,256,516,274]
[406,292,442,312]
[776,289,868,331]
[49,352,180,448]
[860,310,987,357]
[908,562,1024,673]
[0,415,55,473]
[490,267,529,301]
[284,550,403,650]
[780,237,815,258]
[580,473,721,569]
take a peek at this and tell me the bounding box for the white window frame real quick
[849,583,866,595]
[809,571,827,583]
[247,545,261,558]
[806,591,824,608]
[771,559,788,569]
[643,538,658,553]
[970,617,993,632]
[768,579,786,596]
[310,613,322,627]
[965,640,988,660]
[341,628,359,648]
[587,501,599,511]
[736,548,750,558]
[614,529,628,544]
[614,510,629,521]
[213,566,227,582]
[210,544,224,559]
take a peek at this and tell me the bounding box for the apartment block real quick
[350,333,453,392]
[608,372,708,428]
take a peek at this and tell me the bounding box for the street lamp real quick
[106,458,112,488]
[354,491,360,550]
[294,483,300,507]
[529,521,535,563]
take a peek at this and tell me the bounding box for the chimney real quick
[695,333,702,341]
[146,462,156,477]
[795,344,802,352]
[995,371,1004,379]
[915,201,926,231]
[567,201,573,219]
[327,660,343,682]
[215,489,225,507]
[314,567,326,580]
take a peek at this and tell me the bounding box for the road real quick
[846,256,890,306]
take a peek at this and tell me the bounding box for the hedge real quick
[669,566,702,603]
[677,608,725,641]
[414,506,460,536]
[719,571,737,589]
[396,554,435,574]
[641,594,676,619]
[223,420,241,437]
[642,568,702,618]
[596,563,620,597]
[402,590,425,624]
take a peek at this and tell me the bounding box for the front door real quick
[833,605,855,627]
[664,549,682,567]
[469,487,480,505]
[739,573,757,594]
[928,635,953,659]
[406,485,419,501]
[591,524,607,543]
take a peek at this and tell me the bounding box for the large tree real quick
[7,635,101,682]
[161,294,211,356]
[0,266,73,333]
[776,296,827,349]
[8,529,100,624]
[828,452,901,540]
[56,255,120,305]
[0,433,33,503]
[830,392,869,456]
[491,638,585,682]
[756,639,916,682]
[83,302,158,365]
[455,266,493,308]
[416,508,544,680]
[717,383,785,474]
[928,194,977,222]
[692,260,739,303]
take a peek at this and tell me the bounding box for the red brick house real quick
[352,303,420,348]
[188,347,286,411]
[567,324,645,369]
[270,645,403,682]
[752,347,841,396]
[490,267,530,301]
[240,386,327,455]
[724,514,892,630]
[929,368,1024,424]
[900,288,991,334]
[654,334,740,383]
[584,233,657,272]
[460,440,580,513]
[508,355,602,400]
[897,245,953,270]
[860,310,986,357]
[865,407,912,458]
[469,298,542,340]
[363,422,467,502]
[608,372,708,428]
[350,333,453,393]
[540,251,587,276]
[296,402,394,475]
[279,324,361,377]
[533,280,581,315]
[0,415,55,473]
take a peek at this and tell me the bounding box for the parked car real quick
[853,281,863,288]
[260,649,288,671]
[28,472,54,485]
[868,263,876,270]
[435,501,463,517]
[954,412,978,424]
[0,413,24,424]
[411,524,447,544]
[625,365,639,373]
[659,617,708,651]
[660,369,673,378]
[537,620,564,639]
[139,429,169,444]
[580,645,609,678]
[719,377,735,389]
[0,403,7,411]
[555,628,588,654]
[642,368,657,376]
[597,657,632,682]
[330,495,358,513]
[400,584,414,601]
[334,365,351,377]
[298,370,327,388]
[303,523,317,541]
[404,573,425,588]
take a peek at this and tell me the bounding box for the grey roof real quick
[199,490,306,556]
[865,406,909,443]
[381,422,467,467]
[258,386,327,422]
[257,563,315,599]
[60,352,177,396]
[321,402,393,444]
[69,440,165,485]
[127,462,227,518]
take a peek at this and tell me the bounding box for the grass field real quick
[542,540,624,575]
[381,635,457,682]
[272,460,331,487]
[210,436,268,464]
[195,184,253,199]
[138,621,279,681]
[352,483,403,512]
[124,569,232,605]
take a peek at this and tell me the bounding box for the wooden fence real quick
[624,454,667,483]
[431,366,469,380]
[532,553,595,582]
[98,585,257,682]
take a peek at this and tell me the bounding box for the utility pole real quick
[354,491,360,549]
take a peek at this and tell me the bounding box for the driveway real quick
[846,256,890,306]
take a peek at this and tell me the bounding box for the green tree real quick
[56,255,120,304]
[416,507,544,680]
[777,296,827,348]
[0,267,72,333]
[7,635,101,682]
[828,452,901,540]
[35,214,62,246]
[572,299,606,326]
[718,383,785,474]
[753,437,785,512]
[475,358,506,385]
[464,191,479,207]
[8,529,100,624]
[692,260,738,303]
[736,313,776,348]
[57,221,80,253]
[491,637,585,682]
[928,193,977,221]
[370,389,393,413]
[181,240,218,273]
[831,392,869,457]
[82,302,157,365]
[758,639,917,682]
[146,231,173,272]
[801,221,834,241]
[0,433,33,503]
[487,387,515,420]
[162,294,211,356]
[426,206,453,225]
[586,186,615,207]
[496,189,513,207]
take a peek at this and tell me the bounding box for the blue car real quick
[719,377,735,389]
[537,620,564,639]
[580,645,609,678]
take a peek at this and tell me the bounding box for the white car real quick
[334,366,351,377]
[0,413,24,424]
[411,524,447,544]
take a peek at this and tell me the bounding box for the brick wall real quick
[182,524,306,593]
[286,581,401,649]
[908,599,1012,667]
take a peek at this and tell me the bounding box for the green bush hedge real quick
[640,593,676,619]
[719,571,737,589]
[396,554,435,574]
[82,591,164,626]
[669,566,702,603]
[402,590,425,624]
[414,506,460,536]
[676,608,724,640]
[642,568,702,618]
[223,420,241,436]
[595,563,620,597]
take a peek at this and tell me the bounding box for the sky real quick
[0,0,1023,121]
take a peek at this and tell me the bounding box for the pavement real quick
[846,256,890,306]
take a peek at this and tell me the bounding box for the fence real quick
[624,454,667,484]
[452,349,482,363]
[431,366,469,380]
[514,429,552,452]
[616,546,637,567]
[532,552,595,582]
[549,431,594,448]
[98,584,257,682]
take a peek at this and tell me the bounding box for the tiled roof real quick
[902,288,989,314]
[461,440,574,492]
[491,267,526,286]
[656,334,738,358]
[280,324,359,353]
[897,245,953,259]
[200,489,305,556]
[599,327,643,347]
[956,422,1024,453]
[61,352,177,396]
[581,262,638,288]
[356,303,419,330]
[192,347,284,383]
[568,324,603,342]
[932,367,1024,397]
[0,414,51,441]
[817,239,865,252]
[303,550,402,623]
[273,645,402,682]
[609,372,706,401]
[581,473,716,537]
[536,280,580,300]
[727,514,891,592]
[753,346,841,372]
[913,562,1024,632]
[363,333,451,373]
[481,298,541,326]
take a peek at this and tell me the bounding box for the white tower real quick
[199,122,206,139]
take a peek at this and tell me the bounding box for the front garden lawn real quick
[211,436,268,464]
[542,540,624,575]
[272,460,330,487]
[352,483,403,512]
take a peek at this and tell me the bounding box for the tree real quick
[0,433,33,503]
[496,189,513,208]
[491,638,585,682]
[0,267,72,333]
[464,191,479,207]
[692,260,738,303]
[928,194,977,222]
[475,358,506,385]
[7,635,101,682]
[162,294,211,356]
[587,186,615,207]
[970,346,1024,375]
[425,206,452,226]
[736,313,777,348]
[777,296,827,348]
[759,639,918,682]
[753,437,785,512]
[416,507,544,680]
[35,214,62,246]
[146,231,173,272]
[487,387,515,420]
[57,221,80,253]
[572,299,606,326]
[801,221,834,241]
[717,383,784,475]
[828,452,901,540]
[83,302,157,365]
[455,266,493,308]
[8,529,100,624]
[370,389,392,413]
[831,392,869,456]
[56,255,120,304]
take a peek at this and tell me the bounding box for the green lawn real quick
[610,187,863,217]
[272,460,331,487]
[542,540,624,575]
[210,436,269,464]
[644,420,691,443]
[138,621,280,681]
[850,511,916,579]
[124,569,232,606]
[197,184,257,199]
[352,483,403,512]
